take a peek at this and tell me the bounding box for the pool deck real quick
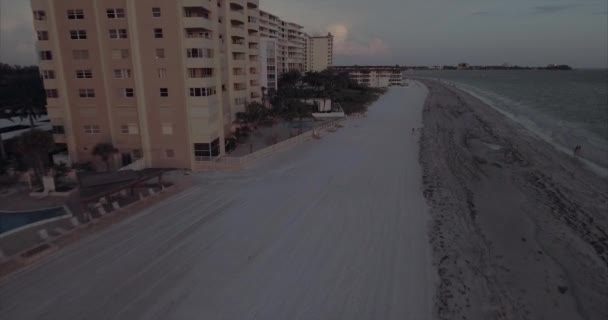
[0,187,74,212]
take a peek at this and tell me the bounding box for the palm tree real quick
[5,71,47,129]
[92,143,119,171]
[0,106,15,159]
[261,86,268,107]
[15,129,54,185]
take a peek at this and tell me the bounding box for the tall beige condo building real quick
[30,0,262,170]
[258,10,307,90]
[306,33,333,72]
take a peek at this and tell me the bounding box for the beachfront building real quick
[259,38,279,91]
[258,10,307,90]
[333,66,405,88]
[30,0,262,170]
[306,34,334,72]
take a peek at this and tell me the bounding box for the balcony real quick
[232,52,246,61]
[230,20,247,38]
[247,1,259,10]
[183,7,213,29]
[230,3,245,19]
[185,27,213,39]
[231,36,246,48]
[249,44,259,55]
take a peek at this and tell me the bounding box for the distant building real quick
[457,63,470,70]
[258,10,307,79]
[333,66,405,88]
[259,38,279,90]
[306,34,334,72]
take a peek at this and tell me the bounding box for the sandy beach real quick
[419,79,608,319]
[0,86,435,319]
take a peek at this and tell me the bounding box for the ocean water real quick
[407,70,608,174]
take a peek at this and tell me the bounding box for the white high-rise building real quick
[306,33,334,72]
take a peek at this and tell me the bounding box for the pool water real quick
[0,207,67,234]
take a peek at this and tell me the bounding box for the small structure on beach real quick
[305,99,346,119]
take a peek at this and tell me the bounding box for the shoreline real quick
[433,78,608,176]
[418,79,608,319]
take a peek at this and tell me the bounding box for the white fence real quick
[119,158,146,171]
[196,119,343,171]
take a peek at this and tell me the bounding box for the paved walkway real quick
[0,85,434,320]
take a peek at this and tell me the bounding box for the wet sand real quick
[418,79,608,319]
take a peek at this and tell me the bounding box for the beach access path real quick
[0,84,436,320]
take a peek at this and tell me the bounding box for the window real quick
[161,123,173,135]
[52,125,65,134]
[188,68,213,78]
[152,7,161,17]
[106,8,125,19]
[111,49,129,59]
[78,88,95,98]
[165,149,175,158]
[235,97,246,105]
[76,69,93,79]
[194,139,220,161]
[84,125,101,134]
[72,49,89,60]
[37,31,49,41]
[109,29,128,39]
[189,87,216,97]
[113,69,131,79]
[160,88,169,97]
[157,68,167,78]
[33,10,46,21]
[120,124,139,135]
[70,30,87,40]
[154,28,164,38]
[42,70,55,79]
[39,51,53,60]
[46,89,59,98]
[186,48,213,58]
[155,48,165,58]
[124,88,134,97]
[67,9,84,20]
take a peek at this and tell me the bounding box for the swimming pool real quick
[0,207,67,234]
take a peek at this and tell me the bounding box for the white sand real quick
[0,85,435,319]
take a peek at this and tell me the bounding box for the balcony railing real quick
[185,28,213,39]
[184,7,211,19]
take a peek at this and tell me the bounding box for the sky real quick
[1,0,607,68]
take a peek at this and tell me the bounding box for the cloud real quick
[531,4,585,14]
[1,1,36,65]
[328,24,390,57]
[470,10,503,17]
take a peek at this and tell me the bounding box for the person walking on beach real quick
[574,145,582,156]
